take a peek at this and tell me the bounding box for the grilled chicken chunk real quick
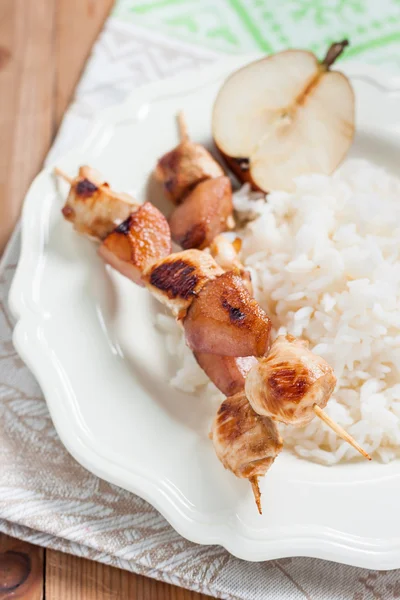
[168,176,233,250]
[98,202,172,287]
[143,249,223,317]
[194,353,257,396]
[155,142,224,205]
[60,166,135,240]
[209,234,241,270]
[210,235,252,295]
[211,391,283,513]
[245,334,336,426]
[184,271,271,356]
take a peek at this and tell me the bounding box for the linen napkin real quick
[2,2,400,598]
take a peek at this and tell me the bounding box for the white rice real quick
[157,159,400,465]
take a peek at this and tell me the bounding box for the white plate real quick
[9,55,400,569]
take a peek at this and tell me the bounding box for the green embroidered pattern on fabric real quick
[113,0,400,66]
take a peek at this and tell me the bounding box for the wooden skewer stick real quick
[249,476,262,515]
[177,111,189,143]
[313,404,371,460]
[54,166,138,207]
[54,167,73,184]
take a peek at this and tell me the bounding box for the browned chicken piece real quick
[98,202,172,287]
[194,353,257,396]
[142,249,223,318]
[211,391,283,513]
[209,234,241,270]
[57,166,136,240]
[245,334,372,460]
[154,113,224,205]
[184,271,271,357]
[245,334,336,427]
[168,176,233,250]
[209,234,253,295]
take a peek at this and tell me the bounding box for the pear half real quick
[212,41,355,192]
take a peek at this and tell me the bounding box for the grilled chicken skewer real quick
[56,171,275,507]
[55,165,275,501]
[57,166,369,513]
[211,391,283,513]
[55,167,136,240]
[55,168,172,286]
[156,112,235,250]
[155,111,224,205]
[56,171,273,507]
[245,335,371,460]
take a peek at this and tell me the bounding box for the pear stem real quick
[322,40,349,69]
[54,167,73,184]
[177,111,189,143]
[249,476,262,514]
[313,404,371,460]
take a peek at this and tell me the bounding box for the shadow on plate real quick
[93,265,217,436]
[349,130,399,174]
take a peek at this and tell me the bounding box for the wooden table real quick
[0,1,211,598]
[0,533,210,599]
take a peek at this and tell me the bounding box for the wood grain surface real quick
[46,550,210,600]
[0,1,215,598]
[0,0,114,253]
[0,533,211,599]
[0,534,43,600]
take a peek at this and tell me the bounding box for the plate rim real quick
[8,54,400,568]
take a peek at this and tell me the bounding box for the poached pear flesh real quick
[212,43,355,192]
